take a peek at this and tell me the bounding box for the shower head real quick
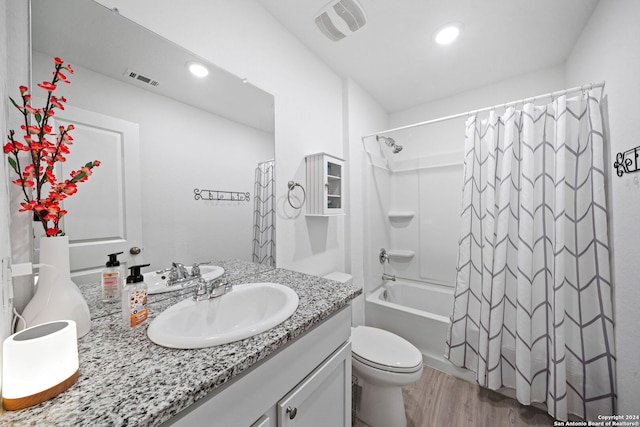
[376,135,403,154]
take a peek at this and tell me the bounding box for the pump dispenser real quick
[101,252,124,302]
[122,264,150,328]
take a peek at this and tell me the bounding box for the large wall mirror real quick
[30,0,276,283]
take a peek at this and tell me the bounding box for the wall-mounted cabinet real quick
[305,153,345,216]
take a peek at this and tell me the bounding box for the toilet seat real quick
[351,326,422,374]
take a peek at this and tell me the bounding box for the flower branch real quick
[4,57,100,237]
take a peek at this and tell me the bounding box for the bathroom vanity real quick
[0,260,360,426]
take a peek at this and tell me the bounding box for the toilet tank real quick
[323,272,352,283]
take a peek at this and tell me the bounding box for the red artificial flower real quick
[37,81,57,91]
[19,201,37,212]
[56,72,70,84]
[45,169,56,183]
[12,178,34,188]
[3,142,15,153]
[54,57,63,65]
[45,227,61,236]
[24,104,40,115]
[21,125,40,135]
[61,182,77,196]
[19,85,28,94]
[50,96,64,110]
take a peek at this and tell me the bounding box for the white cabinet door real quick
[277,342,351,427]
[250,414,273,427]
[305,153,345,216]
[49,104,143,284]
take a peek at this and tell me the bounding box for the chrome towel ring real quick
[287,181,306,209]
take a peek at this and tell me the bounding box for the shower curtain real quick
[252,160,276,266]
[445,91,616,421]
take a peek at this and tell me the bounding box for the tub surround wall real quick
[0,259,360,426]
[360,65,567,290]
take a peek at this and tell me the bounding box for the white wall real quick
[344,78,389,325]
[0,0,12,343]
[1,0,30,396]
[94,0,347,277]
[564,0,640,413]
[32,51,274,272]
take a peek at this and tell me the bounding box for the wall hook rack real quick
[194,188,250,202]
[614,145,640,177]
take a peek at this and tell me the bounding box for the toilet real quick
[323,273,423,427]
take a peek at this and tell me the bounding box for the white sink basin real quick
[147,282,299,349]
[145,265,225,295]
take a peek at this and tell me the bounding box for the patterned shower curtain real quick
[445,91,616,421]
[252,160,276,266]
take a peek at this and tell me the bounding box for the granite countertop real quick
[0,259,361,427]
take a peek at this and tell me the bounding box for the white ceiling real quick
[257,0,599,113]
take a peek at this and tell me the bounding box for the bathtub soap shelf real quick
[387,211,415,221]
[386,250,415,260]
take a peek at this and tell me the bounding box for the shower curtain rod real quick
[362,80,605,139]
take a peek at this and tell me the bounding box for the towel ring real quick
[287,181,306,210]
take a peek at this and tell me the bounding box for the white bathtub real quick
[365,280,475,381]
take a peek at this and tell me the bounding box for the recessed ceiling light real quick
[435,25,460,45]
[187,62,209,78]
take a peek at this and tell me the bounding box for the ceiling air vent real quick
[314,0,367,42]
[124,68,160,87]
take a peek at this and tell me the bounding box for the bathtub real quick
[365,279,475,381]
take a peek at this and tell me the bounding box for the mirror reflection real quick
[30,0,276,287]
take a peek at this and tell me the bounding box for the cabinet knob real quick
[129,246,142,255]
[286,406,298,419]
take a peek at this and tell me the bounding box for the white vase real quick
[19,236,91,338]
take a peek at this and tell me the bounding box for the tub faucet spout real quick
[382,273,396,281]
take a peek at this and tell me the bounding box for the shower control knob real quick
[286,406,297,419]
[129,246,142,255]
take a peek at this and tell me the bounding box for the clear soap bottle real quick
[122,264,150,329]
[101,252,124,303]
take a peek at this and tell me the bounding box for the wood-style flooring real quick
[355,365,555,427]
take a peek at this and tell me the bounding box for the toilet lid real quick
[351,326,422,373]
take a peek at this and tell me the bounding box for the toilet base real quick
[356,377,407,427]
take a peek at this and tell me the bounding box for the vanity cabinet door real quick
[277,342,351,427]
[250,414,273,427]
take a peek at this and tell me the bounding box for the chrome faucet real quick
[167,262,211,287]
[193,278,232,301]
[382,273,396,281]
[379,248,389,264]
[171,262,189,281]
[190,262,211,277]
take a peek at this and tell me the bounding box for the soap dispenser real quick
[122,264,150,329]
[101,252,124,303]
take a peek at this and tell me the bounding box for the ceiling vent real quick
[314,0,367,42]
[124,68,160,87]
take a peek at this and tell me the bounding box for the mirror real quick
[30,0,276,287]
